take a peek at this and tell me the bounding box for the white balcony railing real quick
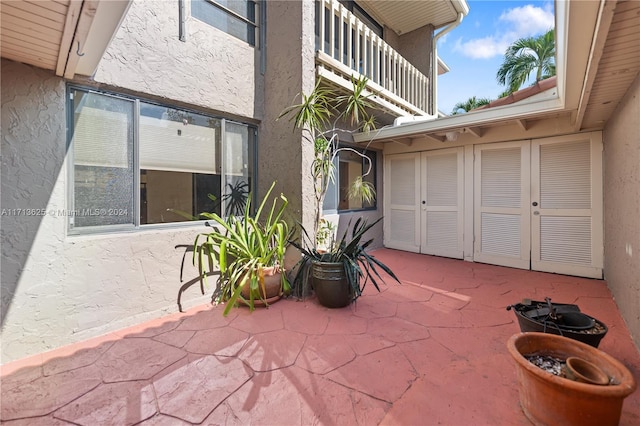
[316,0,430,116]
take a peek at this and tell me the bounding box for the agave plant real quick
[290,217,400,302]
[192,181,291,315]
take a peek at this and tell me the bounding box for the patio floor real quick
[2,248,639,425]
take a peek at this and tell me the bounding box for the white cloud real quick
[499,4,554,37]
[454,4,554,60]
[453,36,509,59]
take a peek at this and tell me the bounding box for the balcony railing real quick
[316,0,430,116]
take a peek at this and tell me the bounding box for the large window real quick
[191,0,257,46]
[324,147,377,213]
[68,87,255,233]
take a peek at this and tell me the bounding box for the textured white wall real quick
[93,0,263,120]
[0,0,267,364]
[259,0,316,234]
[603,74,640,350]
[1,61,212,364]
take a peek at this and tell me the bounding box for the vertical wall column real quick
[260,0,317,234]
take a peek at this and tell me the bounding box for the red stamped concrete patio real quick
[2,249,639,425]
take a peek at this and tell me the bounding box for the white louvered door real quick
[420,148,464,258]
[384,153,421,252]
[474,142,531,269]
[531,134,603,278]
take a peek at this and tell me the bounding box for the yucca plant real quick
[280,75,377,241]
[193,181,291,315]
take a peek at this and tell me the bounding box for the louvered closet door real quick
[474,142,531,269]
[531,134,603,278]
[384,153,421,252]
[420,148,464,258]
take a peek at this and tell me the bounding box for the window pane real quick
[139,104,222,224]
[71,90,135,228]
[337,149,376,211]
[192,0,256,45]
[223,122,253,217]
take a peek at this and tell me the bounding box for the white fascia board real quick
[437,57,450,75]
[554,0,569,113]
[75,0,132,77]
[452,0,470,16]
[354,95,565,142]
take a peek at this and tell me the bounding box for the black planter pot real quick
[507,299,608,348]
[311,261,352,308]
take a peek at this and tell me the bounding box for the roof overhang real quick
[359,0,470,35]
[437,57,450,75]
[354,0,613,144]
[0,0,131,79]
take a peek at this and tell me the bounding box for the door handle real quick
[422,201,426,205]
[532,202,538,206]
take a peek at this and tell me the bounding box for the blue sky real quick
[437,0,555,114]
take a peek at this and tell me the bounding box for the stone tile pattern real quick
[2,249,639,425]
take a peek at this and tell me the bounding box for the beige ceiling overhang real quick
[359,0,470,35]
[354,0,639,144]
[1,0,131,79]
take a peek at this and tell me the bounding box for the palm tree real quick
[497,28,556,93]
[451,96,492,115]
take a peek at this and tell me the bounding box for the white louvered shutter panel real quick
[384,154,420,252]
[531,135,603,278]
[421,148,464,258]
[474,142,530,269]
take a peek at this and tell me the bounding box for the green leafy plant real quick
[192,181,291,315]
[279,75,377,240]
[290,217,400,302]
[167,180,250,220]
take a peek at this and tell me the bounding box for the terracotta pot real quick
[507,332,637,426]
[311,261,352,308]
[240,266,283,306]
[565,356,610,385]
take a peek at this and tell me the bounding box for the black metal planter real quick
[507,298,608,348]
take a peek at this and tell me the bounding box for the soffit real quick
[580,0,640,130]
[0,0,75,74]
[359,0,468,35]
[0,0,130,78]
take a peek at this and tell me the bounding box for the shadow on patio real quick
[2,249,639,425]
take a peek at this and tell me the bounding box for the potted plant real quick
[192,181,291,315]
[507,332,636,426]
[281,76,399,305]
[291,217,400,308]
[280,75,376,243]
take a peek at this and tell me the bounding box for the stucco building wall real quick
[603,73,640,349]
[259,0,319,237]
[1,60,213,363]
[93,0,263,121]
[0,0,269,364]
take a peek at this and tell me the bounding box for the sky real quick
[437,0,555,114]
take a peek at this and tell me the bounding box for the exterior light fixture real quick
[445,131,459,142]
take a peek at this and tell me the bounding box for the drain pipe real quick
[432,11,465,115]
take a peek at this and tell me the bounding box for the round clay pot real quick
[565,356,610,385]
[311,261,352,308]
[507,332,637,426]
[240,266,283,306]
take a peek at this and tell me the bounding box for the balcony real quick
[316,0,431,117]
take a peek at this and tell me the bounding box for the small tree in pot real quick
[280,76,400,306]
